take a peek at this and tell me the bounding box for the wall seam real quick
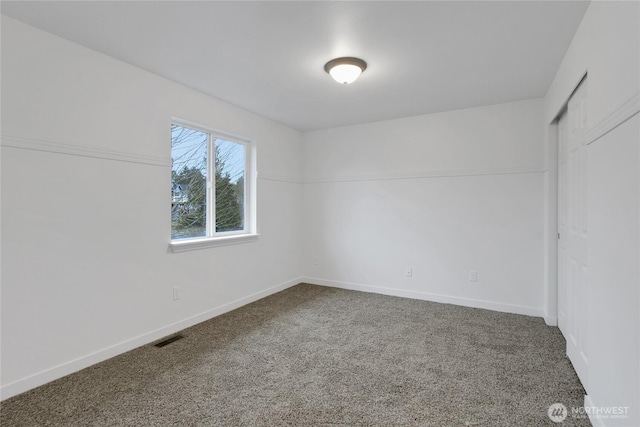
[303,167,546,184]
[1,135,171,167]
[585,92,640,146]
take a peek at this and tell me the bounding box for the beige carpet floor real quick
[1,284,589,426]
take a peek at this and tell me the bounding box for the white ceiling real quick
[1,1,589,131]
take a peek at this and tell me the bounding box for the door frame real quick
[543,70,588,326]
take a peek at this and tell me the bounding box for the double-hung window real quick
[170,121,256,251]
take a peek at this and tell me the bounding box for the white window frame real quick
[169,119,257,253]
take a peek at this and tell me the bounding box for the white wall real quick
[0,16,303,399]
[587,114,639,427]
[3,4,638,421]
[543,2,640,426]
[301,99,546,317]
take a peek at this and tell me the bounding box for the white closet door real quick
[557,79,589,391]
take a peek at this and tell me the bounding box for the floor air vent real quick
[154,334,185,348]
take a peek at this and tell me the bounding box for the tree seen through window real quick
[171,124,245,240]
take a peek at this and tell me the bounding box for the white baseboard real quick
[584,395,606,427]
[544,316,558,326]
[302,277,543,318]
[1,277,547,400]
[0,277,301,401]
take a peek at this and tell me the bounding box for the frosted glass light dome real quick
[324,57,367,84]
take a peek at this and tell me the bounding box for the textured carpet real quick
[1,284,589,426]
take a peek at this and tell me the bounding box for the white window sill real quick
[170,234,259,253]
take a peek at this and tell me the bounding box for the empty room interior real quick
[1,1,639,426]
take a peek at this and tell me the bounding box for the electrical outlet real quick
[468,271,478,282]
[405,267,413,278]
[173,287,181,301]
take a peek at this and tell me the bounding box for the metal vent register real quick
[154,334,185,348]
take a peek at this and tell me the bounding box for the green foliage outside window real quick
[171,124,245,240]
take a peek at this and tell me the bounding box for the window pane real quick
[171,125,207,240]
[215,138,245,233]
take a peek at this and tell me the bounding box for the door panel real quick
[557,79,589,391]
[558,107,568,332]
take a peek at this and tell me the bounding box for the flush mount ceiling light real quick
[324,57,367,84]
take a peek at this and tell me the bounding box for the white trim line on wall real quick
[585,92,640,145]
[303,166,546,184]
[257,172,303,184]
[303,277,544,319]
[1,135,171,167]
[0,277,302,401]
